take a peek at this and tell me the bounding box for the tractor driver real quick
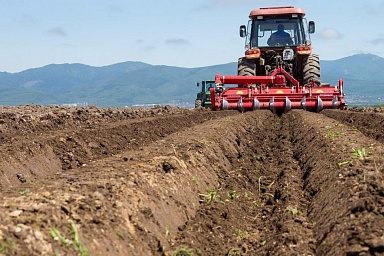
[267,24,293,46]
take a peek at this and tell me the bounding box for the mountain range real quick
[0,53,383,107]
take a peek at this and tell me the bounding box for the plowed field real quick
[0,105,383,256]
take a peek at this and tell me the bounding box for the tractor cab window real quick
[250,17,306,48]
[202,81,215,90]
[205,82,215,88]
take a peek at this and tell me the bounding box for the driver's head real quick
[277,24,284,31]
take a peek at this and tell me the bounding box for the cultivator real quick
[210,66,345,113]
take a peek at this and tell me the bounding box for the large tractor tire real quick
[195,99,202,108]
[303,54,321,86]
[238,57,256,76]
[238,57,256,87]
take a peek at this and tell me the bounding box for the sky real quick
[1,0,384,73]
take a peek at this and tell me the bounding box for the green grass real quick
[325,131,345,139]
[199,187,222,204]
[50,227,68,246]
[227,191,240,200]
[337,160,353,166]
[70,222,89,256]
[51,223,89,256]
[235,229,249,240]
[352,148,366,160]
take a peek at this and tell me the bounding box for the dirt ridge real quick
[0,106,383,255]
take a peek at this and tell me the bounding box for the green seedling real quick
[20,189,30,195]
[199,187,222,204]
[192,176,199,184]
[51,227,68,246]
[289,207,299,216]
[235,229,249,240]
[359,171,367,181]
[337,160,353,166]
[172,247,195,256]
[325,131,345,138]
[227,191,240,200]
[70,222,89,256]
[352,148,366,160]
[115,229,124,240]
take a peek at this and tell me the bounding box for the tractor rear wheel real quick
[195,99,202,108]
[303,54,321,86]
[238,57,256,76]
[238,57,256,87]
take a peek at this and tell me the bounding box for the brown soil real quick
[0,105,383,256]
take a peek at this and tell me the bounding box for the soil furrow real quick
[290,110,384,256]
[0,109,237,192]
[322,109,384,143]
[0,106,383,256]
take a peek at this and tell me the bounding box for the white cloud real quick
[317,28,342,40]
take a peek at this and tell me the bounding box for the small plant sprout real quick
[359,171,367,181]
[289,207,299,216]
[325,131,345,139]
[20,189,30,195]
[50,227,68,246]
[337,160,353,166]
[352,148,366,160]
[70,222,89,256]
[227,191,240,200]
[172,247,195,256]
[192,176,199,184]
[115,229,124,240]
[235,229,249,240]
[199,187,222,204]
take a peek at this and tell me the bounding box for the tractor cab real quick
[239,7,316,64]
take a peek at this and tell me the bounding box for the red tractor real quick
[210,6,346,113]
